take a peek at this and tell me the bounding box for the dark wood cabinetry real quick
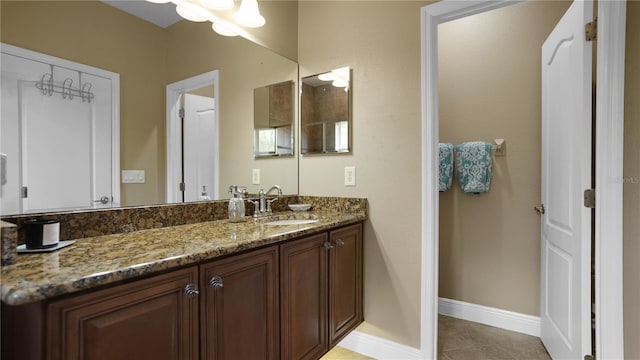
[280,223,363,360]
[280,232,329,360]
[200,245,279,360]
[47,266,199,360]
[328,223,363,346]
[2,222,363,360]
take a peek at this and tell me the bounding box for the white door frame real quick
[420,1,626,359]
[166,70,220,203]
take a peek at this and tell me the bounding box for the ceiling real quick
[101,0,183,28]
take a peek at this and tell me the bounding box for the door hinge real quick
[585,18,597,41]
[179,182,186,192]
[179,108,185,118]
[584,188,595,208]
[21,186,28,198]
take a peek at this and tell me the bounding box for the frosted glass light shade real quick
[235,0,265,28]
[146,0,171,3]
[176,4,208,22]
[212,22,237,36]
[201,0,234,10]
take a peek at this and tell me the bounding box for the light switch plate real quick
[344,166,356,186]
[122,170,145,184]
[252,169,261,185]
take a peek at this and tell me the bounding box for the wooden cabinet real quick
[3,222,363,360]
[328,223,363,346]
[280,223,363,360]
[47,266,199,360]
[280,232,329,360]
[200,245,279,360]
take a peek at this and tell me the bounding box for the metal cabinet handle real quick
[323,241,334,250]
[209,276,224,288]
[534,204,545,215]
[184,283,199,297]
[334,239,345,246]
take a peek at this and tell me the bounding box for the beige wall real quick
[1,0,169,206]
[624,2,640,358]
[438,2,569,316]
[299,1,430,348]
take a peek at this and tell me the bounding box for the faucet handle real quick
[266,197,279,214]
[247,199,260,217]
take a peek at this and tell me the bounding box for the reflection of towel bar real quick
[492,138,506,156]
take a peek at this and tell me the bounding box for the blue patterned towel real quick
[454,142,493,193]
[439,143,454,192]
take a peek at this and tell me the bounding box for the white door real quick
[0,49,115,214]
[540,1,593,359]
[183,93,217,202]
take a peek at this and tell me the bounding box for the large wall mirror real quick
[301,67,352,155]
[0,0,298,215]
[254,80,295,158]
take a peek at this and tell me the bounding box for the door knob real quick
[534,204,545,215]
[323,241,334,250]
[93,196,110,204]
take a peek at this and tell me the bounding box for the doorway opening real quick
[166,70,220,203]
[421,1,626,359]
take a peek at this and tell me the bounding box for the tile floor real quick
[438,315,551,359]
[320,315,551,360]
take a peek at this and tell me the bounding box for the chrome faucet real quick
[255,185,282,217]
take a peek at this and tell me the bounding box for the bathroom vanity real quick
[0,203,365,360]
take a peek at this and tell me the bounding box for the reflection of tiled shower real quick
[301,83,349,153]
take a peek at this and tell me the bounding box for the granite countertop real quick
[0,211,366,306]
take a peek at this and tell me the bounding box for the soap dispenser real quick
[228,185,246,222]
[199,185,210,201]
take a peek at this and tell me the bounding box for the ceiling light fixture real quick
[212,22,238,37]
[318,67,350,89]
[235,0,265,28]
[146,0,266,38]
[201,0,234,10]
[175,4,208,22]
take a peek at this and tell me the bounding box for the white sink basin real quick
[264,219,319,226]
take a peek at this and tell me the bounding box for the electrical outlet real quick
[252,169,261,185]
[344,166,356,186]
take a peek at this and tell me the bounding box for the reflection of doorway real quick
[182,93,216,202]
[421,1,626,359]
[0,43,120,214]
[166,71,219,203]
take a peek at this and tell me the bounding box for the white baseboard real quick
[338,330,423,360]
[438,297,540,337]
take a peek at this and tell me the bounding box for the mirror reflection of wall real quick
[0,0,299,215]
[254,80,294,157]
[301,67,351,155]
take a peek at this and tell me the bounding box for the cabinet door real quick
[200,245,279,360]
[329,223,363,345]
[47,266,199,360]
[280,233,329,360]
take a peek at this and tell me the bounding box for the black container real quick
[24,219,60,249]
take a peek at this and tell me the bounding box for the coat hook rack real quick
[35,64,95,103]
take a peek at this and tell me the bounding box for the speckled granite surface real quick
[1,199,366,306]
[1,221,17,266]
[0,196,298,243]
